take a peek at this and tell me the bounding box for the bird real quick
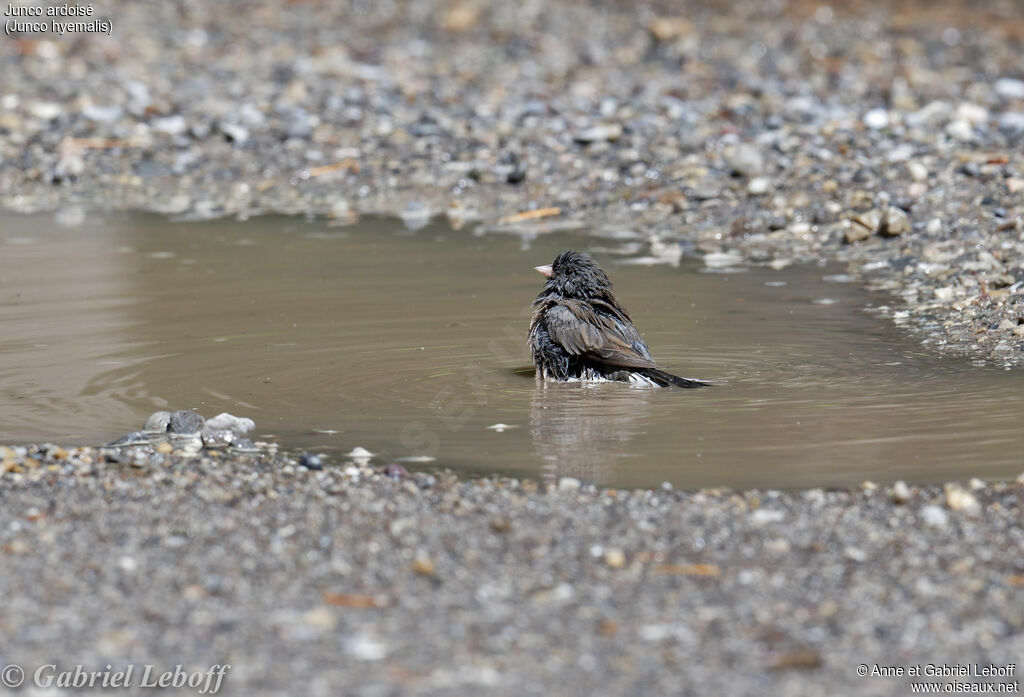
[528,250,710,388]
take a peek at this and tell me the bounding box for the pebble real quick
[955,102,988,126]
[944,484,981,515]
[746,176,771,195]
[144,411,172,433]
[347,447,374,467]
[999,112,1024,134]
[82,105,123,123]
[573,124,622,144]
[344,634,388,661]
[558,477,582,492]
[603,548,626,568]
[726,143,764,177]
[218,122,249,144]
[907,162,928,182]
[946,120,973,141]
[863,108,890,130]
[892,480,911,503]
[412,552,436,575]
[231,438,259,453]
[845,547,867,563]
[994,78,1024,100]
[169,410,205,434]
[28,101,62,120]
[919,505,949,528]
[399,202,431,230]
[880,206,910,237]
[299,452,323,470]
[204,413,255,438]
[844,225,871,244]
[152,115,188,136]
[383,464,407,478]
[201,429,234,448]
[750,509,785,526]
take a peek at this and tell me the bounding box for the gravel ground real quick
[1,0,1023,364]
[3,2,1024,694]
[1,443,1022,696]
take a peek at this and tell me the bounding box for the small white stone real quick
[82,104,123,122]
[750,509,785,526]
[788,221,811,237]
[219,122,249,144]
[864,108,890,129]
[344,634,388,661]
[892,480,912,503]
[995,78,1024,100]
[558,477,582,492]
[944,484,981,515]
[747,176,771,195]
[204,412,255,437]
[29,101,62,120]
[955,102,989,126]
[907,162,929,182]
[153,115,187,135]
[920,505,949,528]
[845,547,867,562]
[946,119,974,141]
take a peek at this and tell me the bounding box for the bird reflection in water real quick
[530,382,653,486]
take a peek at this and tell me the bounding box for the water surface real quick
[2,211,1021,489]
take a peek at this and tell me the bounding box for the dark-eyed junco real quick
[528,250,710,388]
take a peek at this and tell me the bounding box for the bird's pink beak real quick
[534,264,553,278]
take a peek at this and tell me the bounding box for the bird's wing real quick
[544,299,658,370]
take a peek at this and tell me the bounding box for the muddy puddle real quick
[2,211,1022,489]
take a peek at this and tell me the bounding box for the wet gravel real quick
[1,443,1022,696]
[1,0,1023,365]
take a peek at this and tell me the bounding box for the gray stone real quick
[144,411,172,433]
[169,410,205,434]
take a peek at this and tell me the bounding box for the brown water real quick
[2,211,1021,489]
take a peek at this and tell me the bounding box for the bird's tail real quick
[643,368,713,388]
